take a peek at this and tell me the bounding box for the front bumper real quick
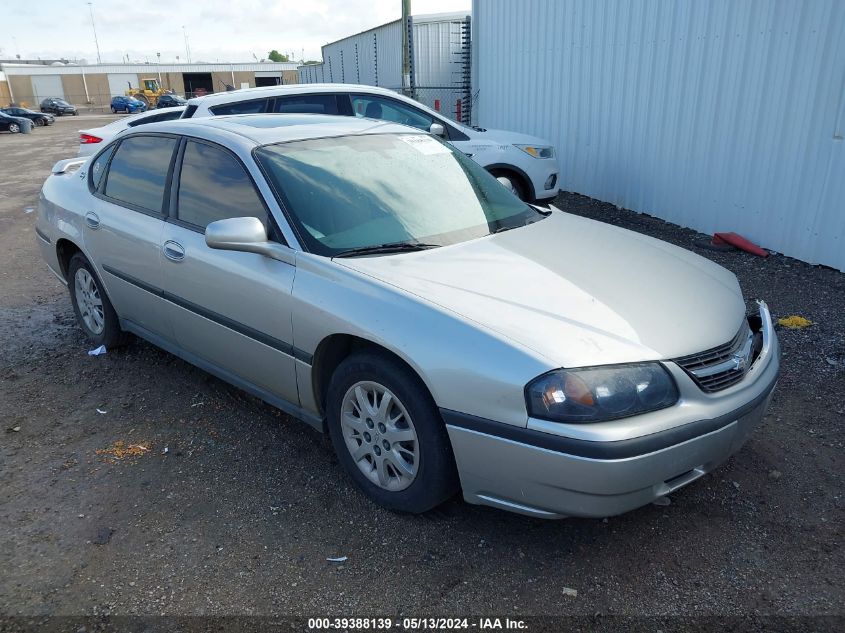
[444,304,780,519]
[529,163,559,201]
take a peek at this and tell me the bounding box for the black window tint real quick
[210,99,267,115]
[176,141,266,229]
[127,110,183,127]
[350,95,434,131]
[273,94,338,114]
[104,136,176,214]
[182,104,198,119]
[90,146,115,191]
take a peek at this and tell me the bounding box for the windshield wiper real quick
[332,242,441,258]
[491,212,550,235]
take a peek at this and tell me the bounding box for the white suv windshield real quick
[255,134,543,256]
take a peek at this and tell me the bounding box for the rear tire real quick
[67,254,129,349]
[326,350,459,514]
[111,106,117,114]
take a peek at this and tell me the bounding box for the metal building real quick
[472,0,845,272]
[0,62,299,110]
[298,12,472,121]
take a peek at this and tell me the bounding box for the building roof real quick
[0,62,300,76]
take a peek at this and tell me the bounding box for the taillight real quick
[79,133,102,144]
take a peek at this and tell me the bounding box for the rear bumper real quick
[443,317,780,519]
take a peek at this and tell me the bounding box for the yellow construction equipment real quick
[125,78,169,108]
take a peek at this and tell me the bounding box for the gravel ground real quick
[0,118,842,631]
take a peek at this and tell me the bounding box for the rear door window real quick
[209,99,268,115]
[271,94,339,115]
[103,135,177,215]
[175,140,267,230]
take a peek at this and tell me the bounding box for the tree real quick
[267,50,289,62]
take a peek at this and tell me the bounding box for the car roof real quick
[130,113,421,148]
[187,83,403,107]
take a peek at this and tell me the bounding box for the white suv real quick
[183,84,559,202]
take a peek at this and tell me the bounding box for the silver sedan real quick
[36,114,779,519]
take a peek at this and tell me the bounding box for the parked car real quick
[77,106,187,156]
[155,94,187,109]
[110,96,147,114]
[40,98,78,116]
[1,106,54,127]
[0,111,32,133]
[183,84,560,202]
[37,114,779,519]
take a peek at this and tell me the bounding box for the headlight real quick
[515,144,555,159]
[526,363,678,423]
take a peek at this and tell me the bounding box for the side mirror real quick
[205,217,294,265]
[429,122,446,137]
[496,176,515,193]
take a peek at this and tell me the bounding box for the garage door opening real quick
[182,73,213,98]
[255,76,282,87]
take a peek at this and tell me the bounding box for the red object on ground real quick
[456,99,462,122]
[434,99,440,112]
[713,232,769,257]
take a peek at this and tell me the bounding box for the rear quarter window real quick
[127,110,184,127]
[210,99,268,116]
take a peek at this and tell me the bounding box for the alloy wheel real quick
[74,268,105,335]
[340,381,420,491]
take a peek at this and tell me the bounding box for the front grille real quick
[674,320,755,393]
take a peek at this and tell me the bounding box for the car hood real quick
[468,127,554,148]
[338,210,747,368]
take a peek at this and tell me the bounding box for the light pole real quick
[182,26,192,64]
[87,2,102,64]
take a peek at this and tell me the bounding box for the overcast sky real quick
[0,0,471,64]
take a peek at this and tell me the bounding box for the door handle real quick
[163,240,185,262]
[85,212,100,229]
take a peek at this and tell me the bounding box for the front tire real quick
[326,350,459,514]
[8,123,20,134]
[67,254,128,348]
[490,169,530,202]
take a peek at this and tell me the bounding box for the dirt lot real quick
[0,117,842,631]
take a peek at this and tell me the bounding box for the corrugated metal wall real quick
[297,13,469,89]
[473,0,845,271]
[299,21,404,88]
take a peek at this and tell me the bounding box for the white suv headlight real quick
[515,144,555,159]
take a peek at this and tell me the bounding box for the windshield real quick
[255,134,543,256]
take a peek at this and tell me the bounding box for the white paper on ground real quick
[87,345,107,356]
